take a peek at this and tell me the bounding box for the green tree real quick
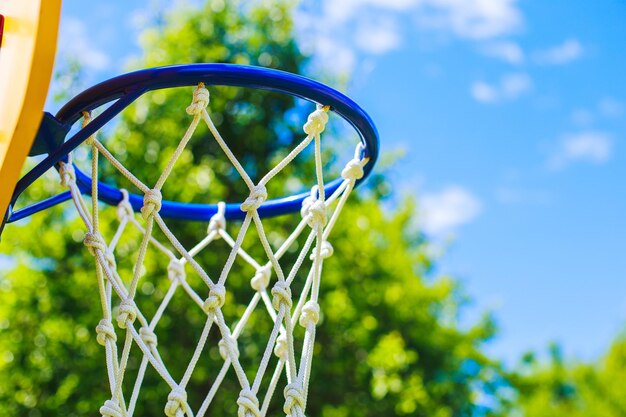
[504,339,626,417]
[0,1,507,416]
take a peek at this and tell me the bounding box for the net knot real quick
[311,241,334,260]
[165,386,189,417]
[274,334,288,359]
[207,202,226,235]
[99,399,124,417]
[283,383,306,417]
[241,185,267,212]
[140,326,158,348]
[341,158,364,181]
[167,259,186,282]
[95,319,117,346]
[116,190,135,221]
[299,300,321,327]
[141,189,162,220]
[59,163,76,187]
[203,284,226,314]
[301,197,327,229]
[237,388,261,417]
[84,232,107,256]
[116,300,137,329]
[251,264,272,291]
[186,83,210,116]
[218,335,239,361]
[271,281,292,312]
[303,107,329,136]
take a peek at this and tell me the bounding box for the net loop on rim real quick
[303,105,329,136]
[341,158,365,181]
[185,82,210,116]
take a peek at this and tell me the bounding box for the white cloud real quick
[314,36,357,73]
[420,186,482,235]
[322,0,419,24]
[355,19,402,54]
[471,82,499,103]
[58,17,111,71]
[368,0,419,9]
[549,131,613,169]
[534,39,583,65]
[415,0,522,40]
[480,41,524,64]
[298,0,524,76]
[570,98,624,127]
[471,73,532,103]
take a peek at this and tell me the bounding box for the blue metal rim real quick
[9,63,379,222]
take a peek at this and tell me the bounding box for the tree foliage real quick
[0,1,507,416]
[501,340,626,417]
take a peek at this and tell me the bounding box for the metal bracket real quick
[29,112,70,156]
[0,112,69,239]
[0,204,9,239]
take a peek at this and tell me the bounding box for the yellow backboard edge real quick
[0,1,62,224]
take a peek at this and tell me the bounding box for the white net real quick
[57,83,368,417]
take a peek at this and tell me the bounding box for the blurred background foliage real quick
[1,1,625,416]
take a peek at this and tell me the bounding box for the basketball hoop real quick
[2,64,379,417]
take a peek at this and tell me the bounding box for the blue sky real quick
[54,0,626,365]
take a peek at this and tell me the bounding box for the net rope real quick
[57,83,367,417]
